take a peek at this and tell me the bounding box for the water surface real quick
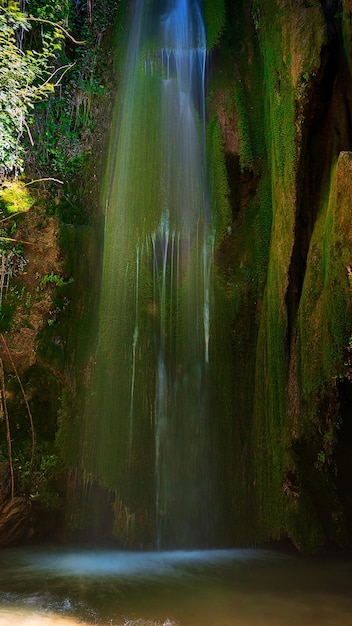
[0,548,351,625]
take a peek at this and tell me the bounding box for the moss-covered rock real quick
[209,0,352,551]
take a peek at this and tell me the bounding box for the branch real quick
[0,236,35,246]
[22,117,34,147]
[42,62,75,87]
[54,63,76,86]
[25,177,64,186]
[27,17,86,45]
[1,334,36,474]
[0,213,26,225]
[0,358,15,499]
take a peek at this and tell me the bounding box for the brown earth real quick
[1,200,63,372]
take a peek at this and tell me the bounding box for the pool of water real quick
[0,548,351,625]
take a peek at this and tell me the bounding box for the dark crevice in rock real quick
[223,152,260,224]
[286,39,339,350]
[225,153,240,218]
[238,168,260,216]
[319,0,339,36]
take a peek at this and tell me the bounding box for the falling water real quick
[72,0,230,548]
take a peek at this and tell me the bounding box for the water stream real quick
[71,0,233,547]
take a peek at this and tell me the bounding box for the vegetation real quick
[0,0,119,537]
[0,0,119,179]
[202,0,226,49]
[0,1,66,174]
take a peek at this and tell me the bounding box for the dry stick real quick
[0,213,28,225]
[27,17,86,45]
[0,334,36,474]
[0,252,6,307]
[0,236,35,246]
[25,178,64,186]
[0,358,15,499]
[87,0,92,23]
[0,231,53,249]
[42,62,75,87]
[22,118,34,146]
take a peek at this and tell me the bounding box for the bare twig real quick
[42,62,75,87]
[25,178,64,186]
[0,212,28,224]
[0,252,7,307]
[27,17,86,45]
[87,0,92,23]
[22,118,34,146]
[1,334,36,474]
[0,358,14,499]
[0,236,34,246]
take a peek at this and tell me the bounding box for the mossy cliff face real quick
[207,0,352,551]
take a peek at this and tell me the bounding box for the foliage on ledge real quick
[0,0,120,544]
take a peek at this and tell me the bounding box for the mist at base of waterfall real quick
[0,547,352,625]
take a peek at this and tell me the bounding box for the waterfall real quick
[71,0,230,549]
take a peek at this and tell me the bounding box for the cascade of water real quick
[72,0,227,548]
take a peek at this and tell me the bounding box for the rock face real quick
[206,0,352,551]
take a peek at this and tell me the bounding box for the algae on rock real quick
[209,0,352,550]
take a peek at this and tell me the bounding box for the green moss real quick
[0,180,34,215]
[285,493,325,554]
[298,152,352,401]
[220,0,328,548]
[232,74,254,170]
[207,115,231,239]
[201,0,226,49]
[249,176,272,289]
[250,289,289,539]
[229,3,266,170]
